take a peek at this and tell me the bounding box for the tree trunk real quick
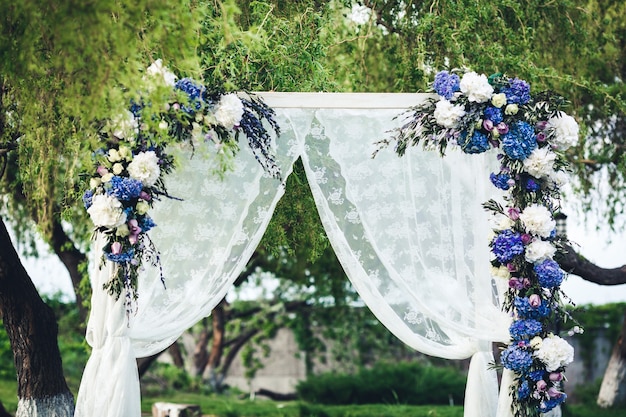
[0,216,74,416]
[597,309,626,407]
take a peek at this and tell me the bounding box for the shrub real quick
[296,361,466,405]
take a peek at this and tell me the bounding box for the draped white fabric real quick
[75,96,513,417]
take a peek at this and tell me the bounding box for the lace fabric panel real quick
[299,108,510,356]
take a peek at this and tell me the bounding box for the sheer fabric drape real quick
[76,100,512,417]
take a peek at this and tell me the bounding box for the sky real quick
[14,204,626,307]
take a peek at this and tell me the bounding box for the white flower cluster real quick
[525,240,556,263]
[127,151,161,186]
[213,93,244,130]
[146,59,177,87]
[87,194,127,228]
[434,98,466,128]
[534,334,575,372]
[547,112,579,151]
[459,71,494,103]
[519,204,556,238]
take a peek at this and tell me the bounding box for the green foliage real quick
[296,361,467,406]
[0,319,15,380]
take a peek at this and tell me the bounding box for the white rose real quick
[213,93,244,129]
[493,215,514,231]
[547,112,579,150]
[89,177,102,189]
[519,204,555,238]
[102,173,114,183]
[491,265,511,280]
[115,223,130,237]
[459,72,494,103]
[523,147,557,179]
[505,104,519,115]
[87,194,127,228]
[118,145,133,161]
[111,110,138,139]
[108,149,122,163]
[127,151,161,186]
[146,59,177,87]
[491,93,507,108]
[530,336,543,349]
[112,163,124,175]
[433,98,466,128]
[136,200,150,215]
[534,334,574,372]
[525,240,556,263]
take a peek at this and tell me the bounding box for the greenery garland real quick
[378,69,581,417]
[82,60,280,315]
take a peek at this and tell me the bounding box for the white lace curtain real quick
[75,94,512,417]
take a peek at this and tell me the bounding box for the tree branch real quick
[557,243,626,285]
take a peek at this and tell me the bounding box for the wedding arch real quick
[76,86,575,417]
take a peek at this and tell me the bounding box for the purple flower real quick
[128,219,142,245]
[490,172,512,190]
[526,178,541,192]
[458,130,491,154]
[534,259,565,288]
[502,121,537,160]
[501,345,533,373]
[492,230,525,263]
[509,318,543,340]
[501,78,531,104]
[433,71,461,100]
[484,106,503,124]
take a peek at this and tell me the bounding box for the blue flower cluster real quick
[484,106,503,124]
[534,259,565,288]
[514,296,551,319]
[458,130,490,154]
[501,345,533,373]
[433,71,460,100]
[509,319,543,340]
[139,216,156,232]
[540,393,567,413]
[502,121,537,160]
[490,172,512,190]
[107,176,143,201]
[518,380,531,400]
[491,229,525,263]
[526,178,540,192]
[175,78,205,112]
[105,248,135,263]
[83,189,94,209]
[501,78,531,104]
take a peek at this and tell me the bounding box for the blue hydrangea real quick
[107,176,143,201]
[514,296,551,319]
[501,78,531,104]
[484,106,503,124]
[509,319,543,340]
[105,248,135,263]
[502,121,537,160]
[175,78,205,112]
[83,189,94,209]
[501,345,533,373]
[490,172,512,190]
[539,393,567,413]
[526,178,540,192]
[534,259,565,288]
[458,130,491,154]
[433,71,460,100]
[491,230,525,263]
[518,380,531,400]
[140,216,156,232]
[529,370,545,381]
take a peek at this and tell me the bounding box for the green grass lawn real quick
[1,378,626,417]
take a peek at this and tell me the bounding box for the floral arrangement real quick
[83,59,281,314]
[378,69,580,417]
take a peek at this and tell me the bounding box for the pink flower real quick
[139,191,152,201]
[97,166,109,176]
[483,119,494,131]
[547,387,563,398]
[536,121,548,130]
[536,380,547,392]
[507,263,517,272]
[508,207,521,220]
[549,372,563,382]
[521,233,532,244]
[529,294,541,307]
[509,277,524,290]
[497,122,509,134]
[536,132,547,142]
[111,241,122,255]
[128,219,142,245]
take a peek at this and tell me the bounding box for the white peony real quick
[433,98,466,128]
[87,194,127,228]
[111,110,138,140]
[459,72,494,103]
[525,240,556,263]
[127,151,161,186]
[523,147,557,179]
[547,112,579,150]
[547,169,569,188]
[213,93,244,129]
[519,204,556,238]
[534,334,574,372]
[146,59,177,86]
